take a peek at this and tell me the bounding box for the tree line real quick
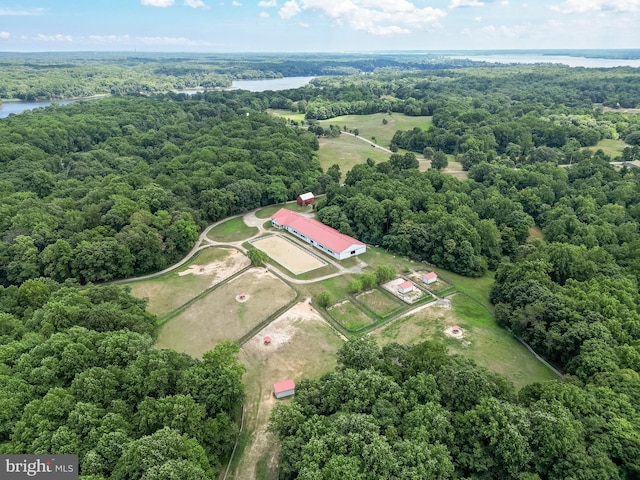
[0,94,325,286]
[0,279,245,478]
[271,337,639,479]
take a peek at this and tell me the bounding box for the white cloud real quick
[138,36,213,46]
[0,31,9,39]
[279,0,301,19]
[278,0,446,35]
[259,0,278,6]
[184,0,208,7]
[501,0,509,5]
[449,0,485,7]
[35,33,73,42]
[552,0,640,13]
[88,35,131,43]
[0,8,45,15]
[299,21,309,27]
[260,11,270,17]
[141,0,175,6]
[232,0,242,5]
[474,15,482,20]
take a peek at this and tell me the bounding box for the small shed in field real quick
[273,379,295,399]
[398,281,414,294]
[423,272,438,284]
[296,192,315,206]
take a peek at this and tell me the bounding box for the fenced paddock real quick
[252,235,326,275]
[155,268,296,358]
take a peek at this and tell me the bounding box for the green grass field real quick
[266,109,306,123]
[375,294,558,389]
[328,299,373,331]
[318,135,391,178]
[126,247,246,317]
[587,139,627,158]
[255,203,313,219]
[317,112,432,148]
[207,217,258,242]
[355,288,404,318]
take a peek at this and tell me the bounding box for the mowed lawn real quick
[317,112,432,148]
[155,269,296,358]
[127,247,242,317]
[375,294,558,389]
[255,203,313,219]
[207,216,258,243]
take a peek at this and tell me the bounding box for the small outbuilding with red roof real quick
[423,272,438,284]
[398,281,414,294]
[273,379,296,399]
[271,208,366,260]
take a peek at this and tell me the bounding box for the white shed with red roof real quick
[398,281,414,294]
[423,272,438,284]
[271,208,366,260]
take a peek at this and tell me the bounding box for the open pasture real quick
[374,294,558,389]
[155,268,296,358]
[318,135,390,178]
[587,138,627,158]
[317,112,432,148]
[252,235,326,275]
[127,247,249,317]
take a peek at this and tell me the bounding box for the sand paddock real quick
[252,235,326,275]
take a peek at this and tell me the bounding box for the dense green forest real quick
[0,280,245,478]
[0,95,323,285]
[1,57,640,478]
[0,52,487,101]
[271,337,639,479]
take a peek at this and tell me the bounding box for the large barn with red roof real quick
[271,208,366,260]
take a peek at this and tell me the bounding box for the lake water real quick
[0,99,76,119]
[449,54,640,68]
[231,76,315,92]
[0,77,316,118]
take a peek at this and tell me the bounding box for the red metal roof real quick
[273,379,295,393]
[424,272,438,280]
[399,281,413,289]
[272,208,364,254]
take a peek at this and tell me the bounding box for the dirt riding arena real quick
[178,248,250,283]
[252,235,327,275]
[234,300,344,480]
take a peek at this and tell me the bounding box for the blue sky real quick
[0,0,638,52]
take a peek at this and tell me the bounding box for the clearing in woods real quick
[127,247,249,317]
[374,294,558,389]
[155,268,296,358]
[231,301,344,480]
